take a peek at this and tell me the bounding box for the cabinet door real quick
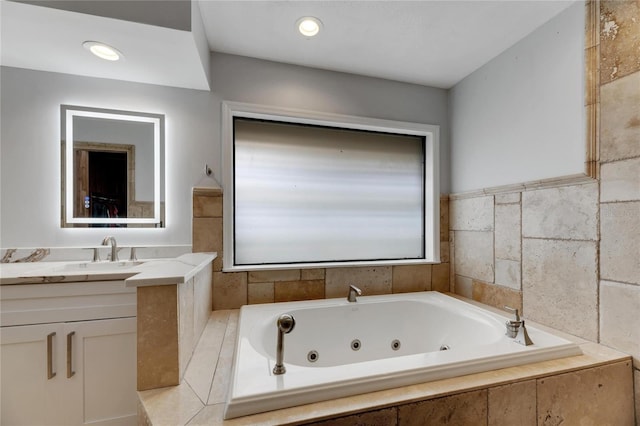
[65,317,137,426]
[0,323,66,425]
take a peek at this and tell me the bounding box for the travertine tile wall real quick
[192,188,451,310]
[522,183,600,342]
[136,265,212,391]
[598,4,640,420]
[137,284,179,390]
[450,1,640,421]
[305,361,634,426]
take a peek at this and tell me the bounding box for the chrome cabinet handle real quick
[66,331,76,378]
[47,332,56,379]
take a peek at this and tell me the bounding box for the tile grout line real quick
[521,236,598,243]
[596,163,602,345]
[204,310,231,407]
[599,154,640,165]
[535,373,539,423]
[519,196,524,314]
[599,199,640,205]
[449,228,495,233]
[183,380,206,425]
[599,278,640,287]
[492,195,496,287]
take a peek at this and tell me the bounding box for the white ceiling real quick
[0,0,211,90]
[1,0,577,91]
[199,0,576,88]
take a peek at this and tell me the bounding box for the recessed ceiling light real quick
[82,41,123,61]
[297,17,322,37]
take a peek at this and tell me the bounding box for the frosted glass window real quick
[233,118,426,266]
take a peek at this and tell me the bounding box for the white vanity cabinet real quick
[0,281,137,426]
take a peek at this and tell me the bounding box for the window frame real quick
[221,101,440,272]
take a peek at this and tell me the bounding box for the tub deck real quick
[138,297,634,425]
[226,292,583,419]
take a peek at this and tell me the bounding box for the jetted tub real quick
[225,291,581,419]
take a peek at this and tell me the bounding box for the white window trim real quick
[221,101,440,272]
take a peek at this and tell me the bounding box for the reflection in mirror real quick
[61,105,165,227]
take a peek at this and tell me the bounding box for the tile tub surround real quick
[597,8,640,411]
[191,188,452,309]
[137,300,635,426]
[129,253,216,391]
[523,238,599,342]
[448,3,640,419]
[448,181,638,353]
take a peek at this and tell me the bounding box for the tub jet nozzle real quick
[273,314,295,375]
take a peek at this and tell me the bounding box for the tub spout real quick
[514,320,534,346]
[347,285,362,303]
[273,314,295,375]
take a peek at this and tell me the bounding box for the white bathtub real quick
[225,291,581,419]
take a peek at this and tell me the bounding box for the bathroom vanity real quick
[0,252,215,426]
[1,279,137,425]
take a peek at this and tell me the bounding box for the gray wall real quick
[0,66,217,247]
[16,0,192,31]
[449,2,585,193]
[0,55,449,248]
[209,53,450,191]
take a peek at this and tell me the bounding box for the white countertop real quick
[124,253,216,287]
[0,253,216,286]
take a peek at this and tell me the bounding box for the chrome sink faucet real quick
[347,285,362,303]
[101,236,118,262]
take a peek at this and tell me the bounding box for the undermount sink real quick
[50,260,145,272]
[0,260,147,283]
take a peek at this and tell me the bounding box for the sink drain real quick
[440,344,451,351]
[307,350,319,363]
[351,339,362,351]
[391,339,401,351]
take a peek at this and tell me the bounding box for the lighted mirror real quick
[61,105,165,227]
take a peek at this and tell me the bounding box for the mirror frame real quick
[61,105,165,227]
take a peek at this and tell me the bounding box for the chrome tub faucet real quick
[504,306,533,346]
[101,236,118,261]
[504,306,521,338]
[347,285,362,303]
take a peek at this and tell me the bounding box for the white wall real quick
[449,2,585,193]
[0,55,448,248]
